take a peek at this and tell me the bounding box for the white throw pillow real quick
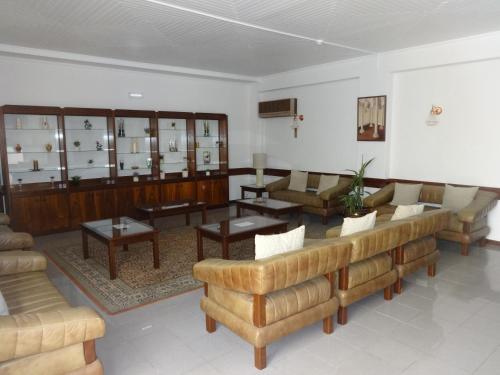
[288,171,308,192]
[317,175,339,195]
[0,291,8,316]
[442,184,479,212]
[340,211,377,237]
[390,183,423,206]
[255,225,305,260]
[391,204,425,221]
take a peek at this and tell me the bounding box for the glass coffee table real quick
[196,215,288,261]
[136,200,208,227]
[236,198,303,226]
[81,217,159,280]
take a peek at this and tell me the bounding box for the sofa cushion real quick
[270,190,324,207]
[442,184,479,212]
[447,214,487,233]
[391,204,425,221]
[340,211,377,237]
[0,226,13,234]
[391,183,423,205]
[255,225,305,260]
[0,271,69,314]
[208,276,331,325]
[0,290,8,315]
[403,236,436,263]
[317,175,339,195]
[288,170,308,192]
[348,253,392,289]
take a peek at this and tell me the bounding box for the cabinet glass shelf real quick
[195,119,220,172]
[115,117,152,177]
[158,117,188,174]
[65,115,111,180]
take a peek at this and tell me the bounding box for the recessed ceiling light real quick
[129,92,143,98]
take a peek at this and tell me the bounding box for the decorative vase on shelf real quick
[131,138,138,153]
[15,144,22,153]
[171,122,176,130]
[16,118,22,129]
[118,119,125,137]
[41,116,49,130]
[45,143,53,152]
[83,119,92,130]
[119,160,124,170]
[32,160,39,171]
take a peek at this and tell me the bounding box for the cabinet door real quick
[134,184,160,206]
[39,193,70,233]
[211,178,229,205]
[161,181,196,202]
[9,195,42,234]
[196,180,212,204]
[70,189,116,228]
[115,187,137,217]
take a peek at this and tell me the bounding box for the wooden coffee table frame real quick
[81,222,160,280]
[136,201,208,227]
[196,221,288,261]
[236,200,304,226]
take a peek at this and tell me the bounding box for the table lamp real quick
[253,153,267,187]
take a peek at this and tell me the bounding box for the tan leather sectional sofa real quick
[193,208,450,369]
[0,213,34,252]
[265,174,352,224]
[364,183,497,256]
[0,216,106,375]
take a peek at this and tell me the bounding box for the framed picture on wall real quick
[357,95,386,141]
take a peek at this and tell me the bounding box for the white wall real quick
[259,31,500,240]
[0,55,255,199]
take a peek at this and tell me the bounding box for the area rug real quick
[43,210,331,315]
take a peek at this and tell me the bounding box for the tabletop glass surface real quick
[237,198,302,209]
[81,217,154,239]
[199,215,287,236]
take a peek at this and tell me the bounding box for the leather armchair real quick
[193,238,352,369]
[363,183,498,255]
[0,213,34,252]
[265,174,352,224]
[0,251,106,375]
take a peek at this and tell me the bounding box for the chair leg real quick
[394,278,403,294]
[461,242,469,256]
[337,306,348,325]
[323,316,334,334]
[254,346,266,370]
[427,263,436,277]
[206,314,216,333]
[384,286,393,300]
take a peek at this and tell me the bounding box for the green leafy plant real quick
[70,175,81,186]
[340,157,374,216]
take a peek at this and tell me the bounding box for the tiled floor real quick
[41,212,500,375]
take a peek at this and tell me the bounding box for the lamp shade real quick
[253,153,267,169]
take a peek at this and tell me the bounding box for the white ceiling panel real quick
[0,0,499,76]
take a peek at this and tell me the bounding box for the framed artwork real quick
[357,95,386,141]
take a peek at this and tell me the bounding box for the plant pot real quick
[344,208,371,218]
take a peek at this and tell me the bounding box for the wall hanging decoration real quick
[291,114,303,138]
[426,105,443,126]
[357,95,386,141]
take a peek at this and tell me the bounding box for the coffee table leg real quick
[185,212,190,226]
[153,232,160,269]
[202,207,207,224]
[297,208,303,227]
[108,243,117,280]
[149,213,154,227]
[123,244,128,251]
[82,231,89,259]
[222,238,229,260]
[241,187,245,199]
[236,205,241,218]
[197,230,204,261]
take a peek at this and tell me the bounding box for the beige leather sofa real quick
[0,213,34,252]
[265,174,352,224]
[193,239,352,369]
[363,183,497,255]
[0,251,105,375]
[326,208,450,324]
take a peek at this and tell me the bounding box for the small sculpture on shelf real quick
[168,139,177,152]
[87,159,94,167]
[171,121,176,130]
[41,116,49,130]
[83,119,93,130]
[119,159,124,170]
[32,160,40,171]
[117,119,125,137]
[70,176,81,186]
[73,140,81,151]
[131,165,139,170]
[203,120,210,137]
[144,127,150,135]
[17,178,23,188]
[146,158,152,169]
[45,143,53,152]
[96,140,103,151]
[15,144,22,153]
[50,176,55,186]
[159,154,164,163]
[203,151,211,164]
[16,118,22,129]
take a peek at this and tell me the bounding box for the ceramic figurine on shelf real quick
[144,127,150,135]
[96,141,103,151]
[73,140,81,151]
[83,119,92,130]
[119,160,124,170]
[15,144,22,153]
[32,160,39,171]
[171,121,176,130]
[203,151,211,164]
[16,118,22,129]
[45,143,53,152]
[203,120,210,137]
[146,158,152,169]
[118,119,125,137]
[41,116,49,130]
[88,159,94,167]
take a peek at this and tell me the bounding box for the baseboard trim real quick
[485,239,500,247]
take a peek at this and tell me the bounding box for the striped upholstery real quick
[0,271,69,314]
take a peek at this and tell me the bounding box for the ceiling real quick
[1,0,500,77]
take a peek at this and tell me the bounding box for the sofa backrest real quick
[306,174,350,190]
[399,208,450,241]
[420,184,444,204]
[344,221,411,263]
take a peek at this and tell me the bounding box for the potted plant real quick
[70,175,81,186]
[340,157,374,217]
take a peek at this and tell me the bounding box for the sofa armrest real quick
[265,175,290,193]
[319,178,352,201]
[0,250,47,276]
[363,183,395,208]
[325,226,341,238]
[193,239,351,295]
[0,306,105,362]
[457,191,498,223]
[0,232,34,252]
[0,213,10,226]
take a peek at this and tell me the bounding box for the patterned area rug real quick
[42,208,333,314]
